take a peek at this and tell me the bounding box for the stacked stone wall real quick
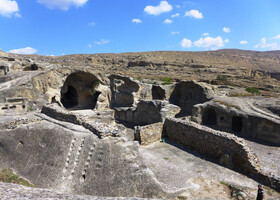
[41,104,119,138]
[134,122,163,146]
[163,118,280,191]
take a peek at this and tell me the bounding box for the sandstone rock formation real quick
[0,50,280,199]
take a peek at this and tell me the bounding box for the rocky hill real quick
[4,49,280,96]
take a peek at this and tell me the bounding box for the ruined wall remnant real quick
[109,75,140,108]
[41,104,118,138]
[163,118,280,191]
[134,122,163,146]
[115,100,180,126]
[169,80,214,117]
[192,100,280,145]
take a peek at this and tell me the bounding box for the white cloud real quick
[94,39,110,45]
[202,33,209,36]
[88,22,96,26]
[9,47,38,54]
[171,32,180,35]
[223,27,231,33]
[240,40,248,45]
[37,0,88,10]
[88,44,92,48]
[254,38,279,50]
[163,19,172,24]
[144,1,172,15]
[171,13,180,18]
[271,34,280,40]
[185,10,203,19]
[194,36,225,49]
[181,38,192,48]
[132,18,142,23]
[0,0,20,17]
[14,12,21,17]
[224,39,229,43]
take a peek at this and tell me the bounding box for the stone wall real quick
[114,100,180,126]
[163,118,280,191]
[134,122,163,146]
[41,104,119,138]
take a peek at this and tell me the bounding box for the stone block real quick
[135,122,163,146]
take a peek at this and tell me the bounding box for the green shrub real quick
[162,77,172,85]
[0,168,35,187]
[246,87,260,94]
[216,74,228,82]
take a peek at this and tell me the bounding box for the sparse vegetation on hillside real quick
[162,77,172,85]
[0,168,35,187]
[220,182,246,200]
[216,74,228,82]
[229,92,251,97]
[246,87,260,95]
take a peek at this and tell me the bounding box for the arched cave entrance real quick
[202,108,217,126]
[232,116,243,134]
[169,81,209,117]
[152,86,165,100]
[60,72,101,110]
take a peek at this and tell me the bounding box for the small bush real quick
[0,168,35,187]
[216,74,228,82]
[246,87,260,94]
[162,77,172,85]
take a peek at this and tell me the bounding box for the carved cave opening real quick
[232,116,243,134]
[202,108,217,126]
[152,86,165,100]
[169,82,208,117]
[61,86,78,108]
[24,64,39,71]
[61,72,101,110]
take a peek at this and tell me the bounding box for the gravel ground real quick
[246,140,280,178]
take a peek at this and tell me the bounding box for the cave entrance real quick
[60,72,100,110]
[202,109,217,126]
[61,86,78,108]
[232,116,243,134]
[169,81,209,117]
[152,86,165,100]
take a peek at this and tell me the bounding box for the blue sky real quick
[0,0,280,55]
